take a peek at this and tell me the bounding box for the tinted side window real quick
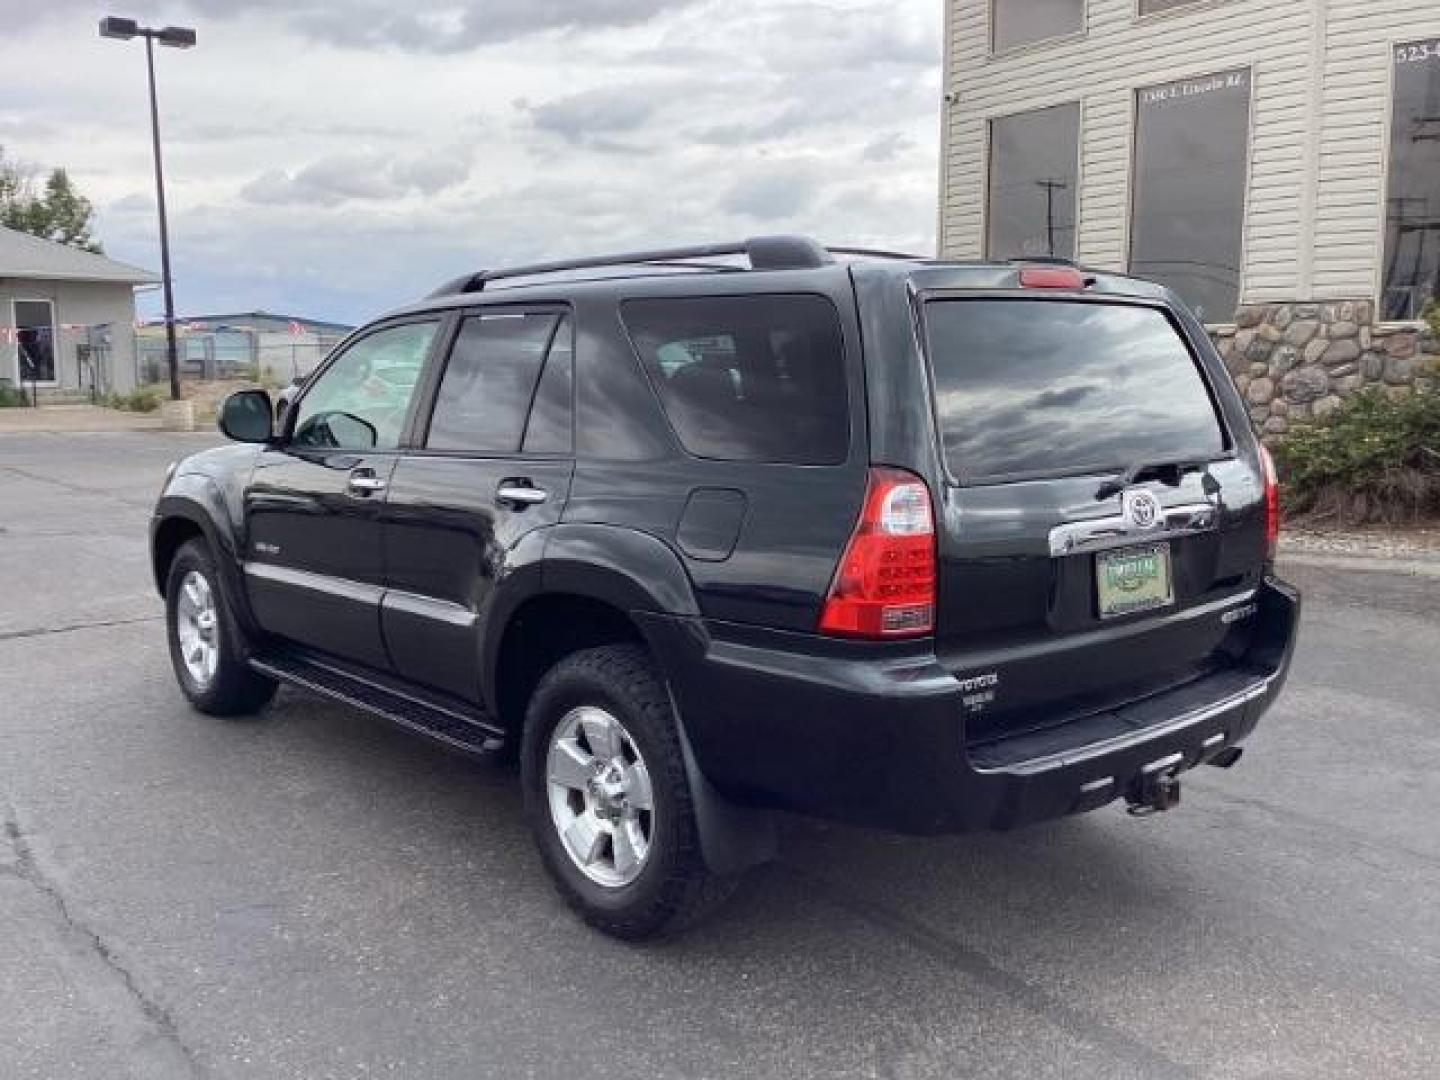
[923,300,1226,484]
[426,311,558,454]
[621,294,849,465]
[522,314,573,454]
[292,320,438,451]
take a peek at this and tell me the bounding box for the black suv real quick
[151,236,1299,938]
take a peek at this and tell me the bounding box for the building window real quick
[991,0,1083,53]
[1138,0,1203,14]
[1383,38,1440,321]
[987,103,1080,260]
[13,299,57,383]
[1130,69,1251,323]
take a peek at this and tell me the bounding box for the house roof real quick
[0,225,159,286]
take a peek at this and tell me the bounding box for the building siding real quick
[941,0,1440,316]
[0,279,141,393]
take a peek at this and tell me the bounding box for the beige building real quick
[0,225,157,397]
[940,0,1440,325]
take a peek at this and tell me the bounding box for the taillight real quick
[819,468,936,639]
[1259,444,1280,562]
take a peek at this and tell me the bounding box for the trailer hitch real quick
[1125,753,1184,816]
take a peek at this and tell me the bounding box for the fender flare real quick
[486,522,776,877]
[153,479,262,641]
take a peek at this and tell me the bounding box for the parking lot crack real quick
[0,614,163,643]
[2,808,204,1077]
[786,866,1200,1078]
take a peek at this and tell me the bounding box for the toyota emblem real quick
[1123,489,1161,530]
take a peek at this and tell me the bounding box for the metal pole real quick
[144,34,182,401]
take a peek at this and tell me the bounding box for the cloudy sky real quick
[2,1,942,325]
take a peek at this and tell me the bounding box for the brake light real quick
[1259,444,1280,562]
[1019,266,1086,290]
[819,468,936,639]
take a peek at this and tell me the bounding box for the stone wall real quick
[1209,301,1437,439]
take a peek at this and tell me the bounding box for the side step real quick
[250,650,506,757]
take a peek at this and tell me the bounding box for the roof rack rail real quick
[428,235,835,298]
[829,246,928,261]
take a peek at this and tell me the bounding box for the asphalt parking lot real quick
[2,430,1437,1079]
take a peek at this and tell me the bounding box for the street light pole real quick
[100,16,196,402]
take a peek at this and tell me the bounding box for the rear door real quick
[919,296,1267,744]
[379,307,575,703]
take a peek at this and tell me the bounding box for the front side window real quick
[987,103,1080,260]
[923,300,1225,484]
[991,0,1084,53]
[291,320,437,451]
[1130,69,1251,323]
[622,294,849,465]
[14,299,56,383]
[426,310,560,454]
[1383,38,1440,321]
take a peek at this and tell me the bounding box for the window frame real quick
[1376,34,1440,327]
[911,290,1236,489]
[983,99,1085,262]
[10,297,59,387]
[988,0,1087,59]
[279,312,448,453]
[408,302,575,460]
[1126,66,1256,327]
[620,290,854,467]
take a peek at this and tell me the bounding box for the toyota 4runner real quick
[151,236,1300,938]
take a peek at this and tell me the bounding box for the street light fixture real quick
[99,15,196,402]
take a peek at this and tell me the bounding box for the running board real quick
[250,651,506,757]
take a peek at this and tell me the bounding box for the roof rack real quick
[427,235,914,298]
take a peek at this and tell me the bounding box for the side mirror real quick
[218,389,274,443]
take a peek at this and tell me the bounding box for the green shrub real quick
[102,386,164,413]
[0,383,27,407]
[1272,387,1440,524]
[1424,299,1440,339]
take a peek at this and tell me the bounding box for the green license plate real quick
[1096,543,1174,619]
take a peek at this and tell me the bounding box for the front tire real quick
[165,539,277,716]
[521,644,734,939]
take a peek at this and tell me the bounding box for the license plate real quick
[1096,543,1174,619]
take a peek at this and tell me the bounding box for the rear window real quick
[923,299,1226,484]
[621,294,849,465]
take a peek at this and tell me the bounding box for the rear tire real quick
[165,539,277,717]
[521,644,735,939]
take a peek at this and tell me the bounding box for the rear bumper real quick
[642,576,1300,834]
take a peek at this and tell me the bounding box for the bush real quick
[1272,388,1440,524]
[0,383,27,407]
[102,386,164,413]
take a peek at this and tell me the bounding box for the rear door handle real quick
[347,470,387,497]
[496,481,547,508]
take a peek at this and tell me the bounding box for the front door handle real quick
[496,482,548,508]
[347,471,387,497]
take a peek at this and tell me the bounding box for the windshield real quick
[922,299,1227,484]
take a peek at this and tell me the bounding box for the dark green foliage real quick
[0,147,102,252]
[1273,388,1440,524]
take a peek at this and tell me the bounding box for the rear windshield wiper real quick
[1096,459,1215,501]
